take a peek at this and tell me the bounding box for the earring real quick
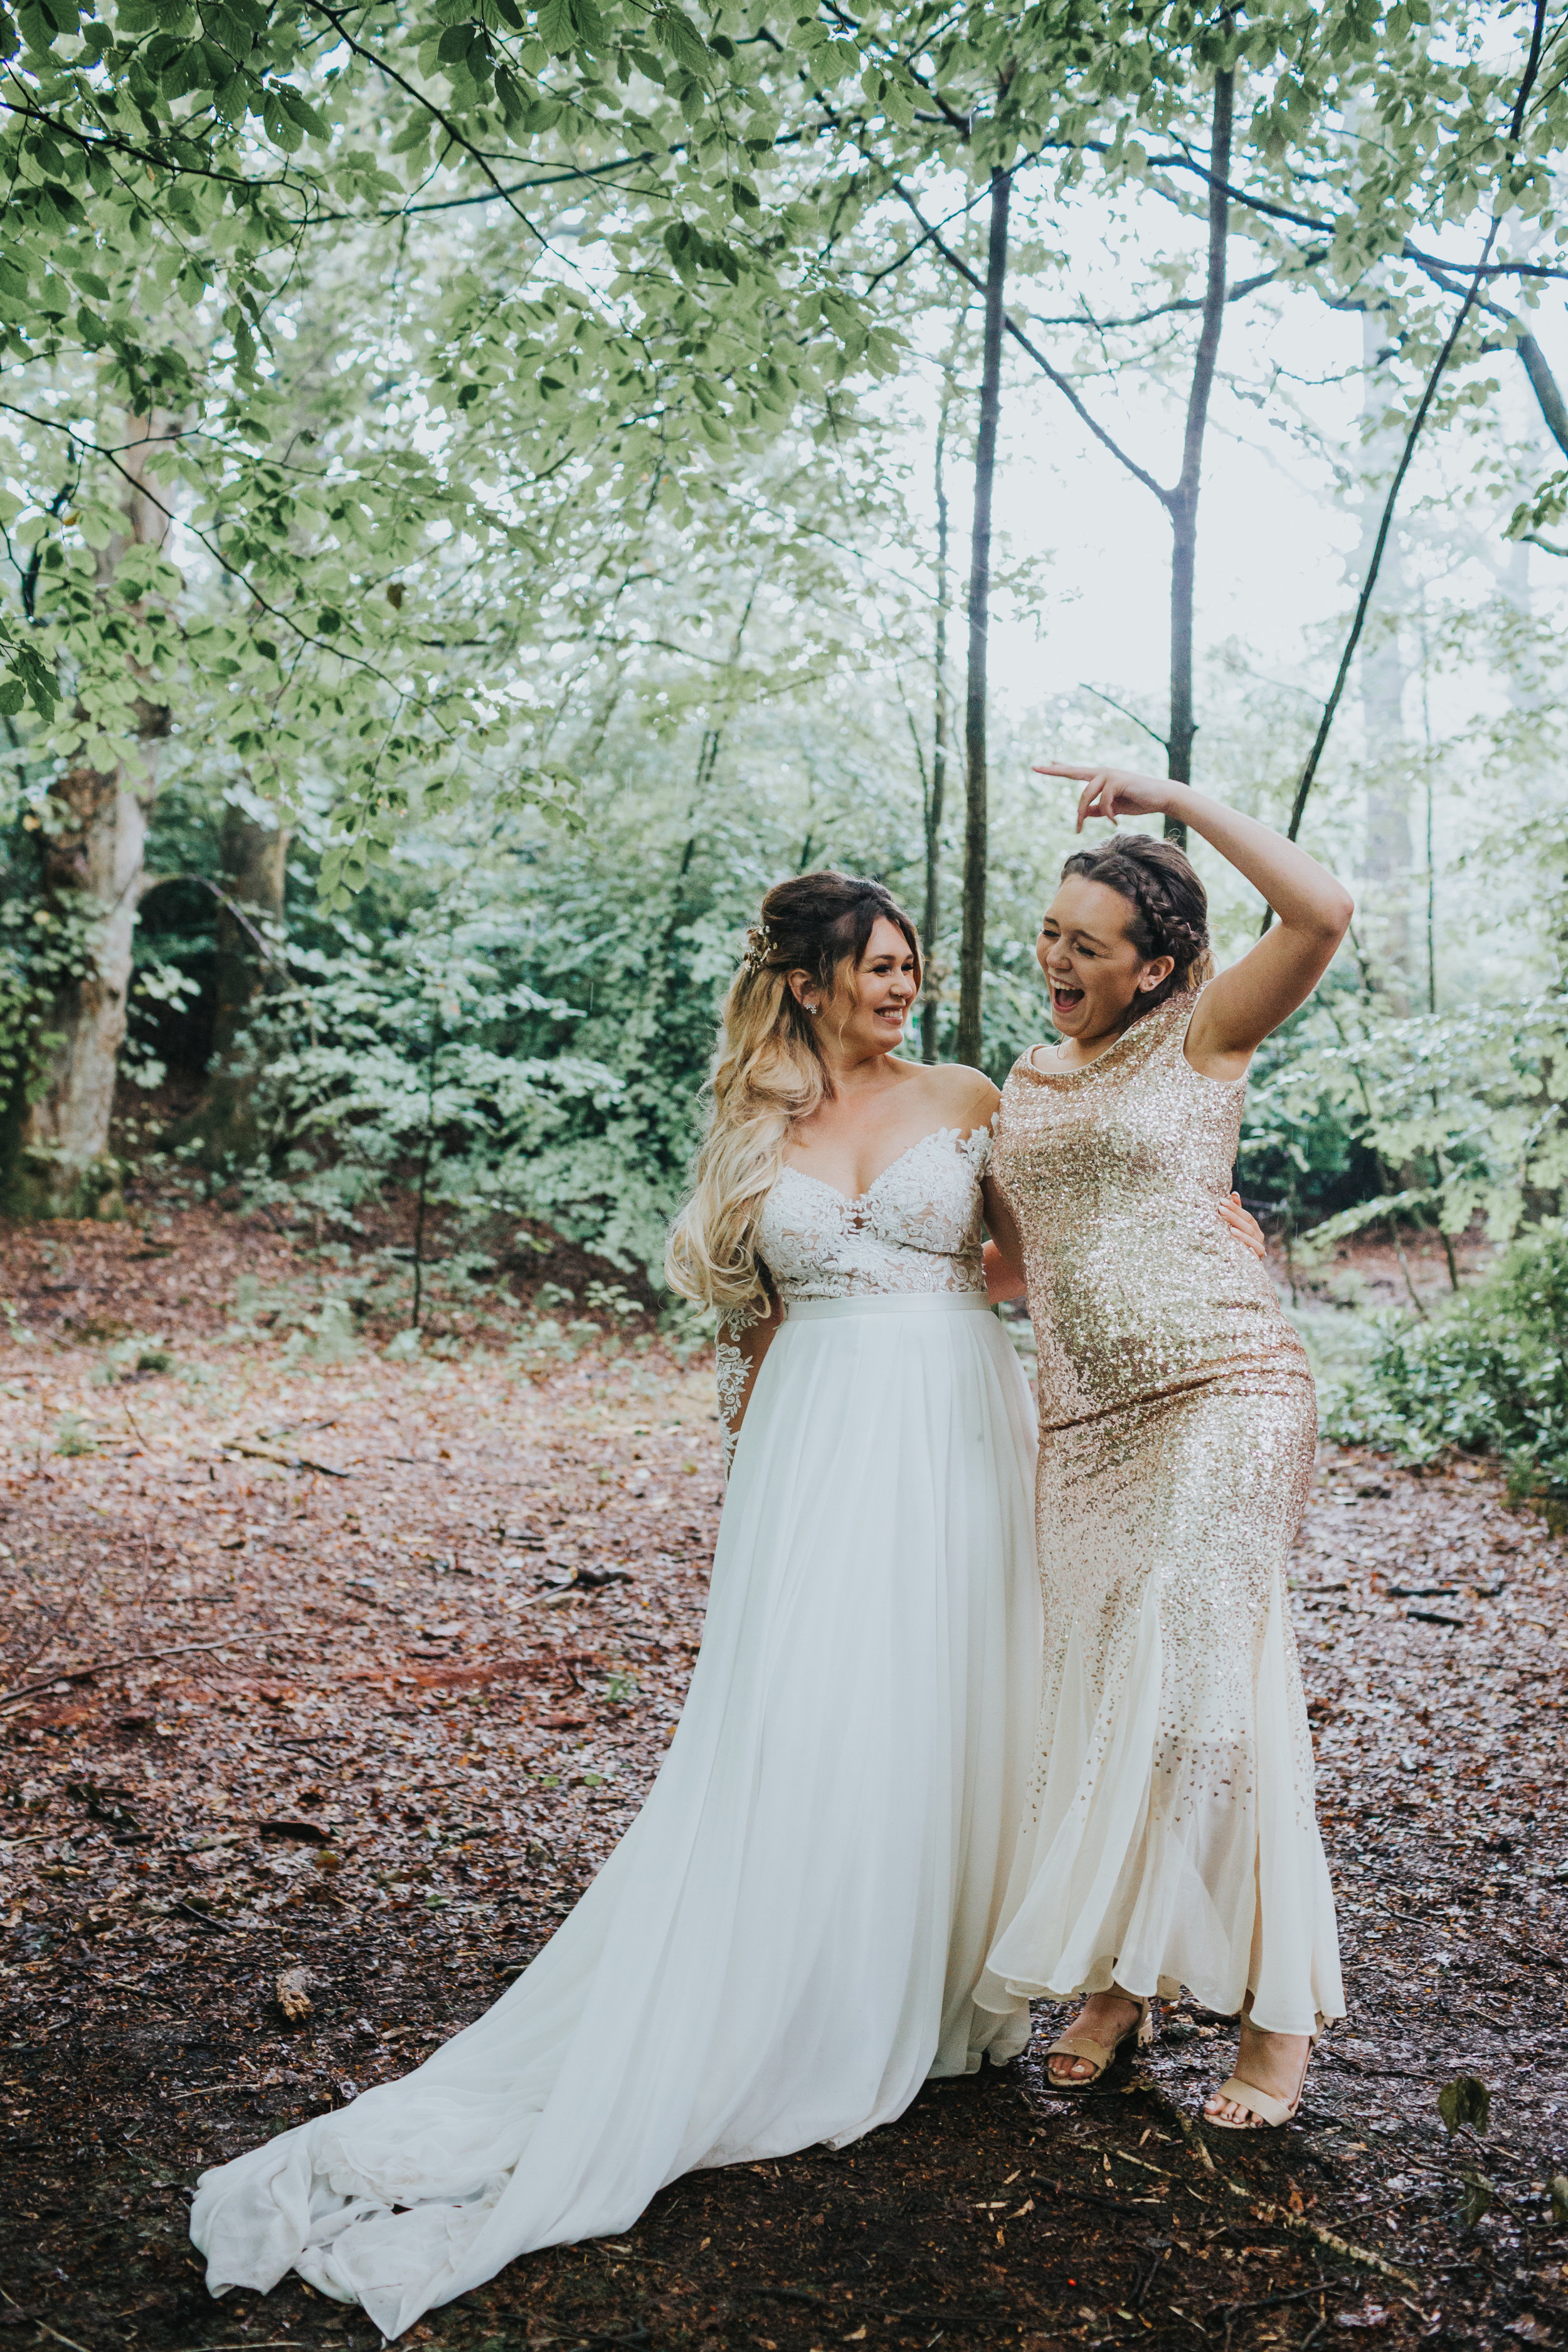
[806,1002,820,1015]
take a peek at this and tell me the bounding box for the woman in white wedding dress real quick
[191,870,1264,2338]
[190,872,1042,2341]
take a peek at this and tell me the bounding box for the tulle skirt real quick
[191,1291,1042,2341]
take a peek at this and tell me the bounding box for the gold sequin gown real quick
[979,988,1344,2037]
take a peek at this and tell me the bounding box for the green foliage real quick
[1322,1231,1568,1496]
[1239,993,1382,1222]
[90,1333,175,1381]
[0,829,100,1104]
[1247,992,1568,1251]
[230,901,636,1247]
[0,0,909,869]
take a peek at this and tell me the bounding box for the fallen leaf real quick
[276,1967,312,2021]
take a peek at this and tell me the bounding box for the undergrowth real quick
[1317,1227,1568,1500]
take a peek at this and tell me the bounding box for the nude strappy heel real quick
[1206,2001,1320,2131]
[1044,1992,1155,2092]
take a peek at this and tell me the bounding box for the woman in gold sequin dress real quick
[978,765,1352,2131]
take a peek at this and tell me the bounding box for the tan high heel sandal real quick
[1044,1992,1155,2092]
[1207,2000,1320,2131]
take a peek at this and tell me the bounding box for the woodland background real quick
[3,9,1568,2350]
[5,0,1568,1462]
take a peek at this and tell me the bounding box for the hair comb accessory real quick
[741,922,774,975]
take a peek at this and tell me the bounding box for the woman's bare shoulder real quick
[899,1059,1002,1129]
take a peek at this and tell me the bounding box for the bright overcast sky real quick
[885,176,1568,768]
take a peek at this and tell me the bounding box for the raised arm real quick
[1037,765,1353,1076]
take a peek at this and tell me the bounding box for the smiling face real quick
[790,914,918,1059]
[1037,876,1175,1047]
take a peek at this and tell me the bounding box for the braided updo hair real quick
[666,872,921,1314]
[1059,832,1214,1018]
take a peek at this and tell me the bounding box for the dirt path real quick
[2,1212,1565,2352]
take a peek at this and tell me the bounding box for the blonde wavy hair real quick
[665,872,922,1316]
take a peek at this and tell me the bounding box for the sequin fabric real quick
[983,988,1344,2033]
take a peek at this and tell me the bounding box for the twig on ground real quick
[1106,2143,1421,2292]
[225,1439,351,1478]
[0,1634,243,1710]
[1222,2183,1419,2291]
[34,2323,94,2352]
[1173,2107,1217,2172]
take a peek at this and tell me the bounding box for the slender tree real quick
[1355,305,1415,1002]
[921,367,955,1062]
[1162,61,1232,847]
[956,166,1011,1067]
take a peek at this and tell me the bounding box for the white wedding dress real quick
[191,1125,1041,2341]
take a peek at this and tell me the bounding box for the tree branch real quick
[1271,0,1553,895]
[297,0,554,246]
[0,400,458,731]
[1082,683,1169,749]
[890,184,1172,507]
[1026,264,1300,334]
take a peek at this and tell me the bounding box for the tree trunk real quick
[957,166,1010,1069]
[174,802,294,1165]
[211,806,290,1063]
[6,420,170,1221]
[921,367,955,1065]
[1163,63,1232,850]
[1357,305,1413,1005]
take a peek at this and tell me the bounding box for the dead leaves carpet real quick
[2,1228,1565,2352]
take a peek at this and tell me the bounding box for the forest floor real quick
[1,1200,1566,2352]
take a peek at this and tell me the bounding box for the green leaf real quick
[536,0,573,53]
[10,642,57,717]
[652,3,707,74]
[275,84,329,137]
[1438,2076,1491,2136]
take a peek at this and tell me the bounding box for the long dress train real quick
[978,992,1344,2038]
[191,1124,1041,2340]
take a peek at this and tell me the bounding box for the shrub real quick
[1322,1227,1568,1497]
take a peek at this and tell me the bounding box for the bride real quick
[191,869,1260,2341]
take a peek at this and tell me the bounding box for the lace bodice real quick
[758,1123,992,1304]
[712,1124,992,1471]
